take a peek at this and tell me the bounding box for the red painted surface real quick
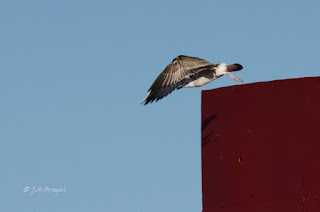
[201,77,320,212]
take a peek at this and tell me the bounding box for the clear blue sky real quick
[1,1,319,211]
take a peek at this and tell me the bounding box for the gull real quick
[142,55,243,105]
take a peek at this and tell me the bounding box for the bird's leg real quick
[225,72,243,82]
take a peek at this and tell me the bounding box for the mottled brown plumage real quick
[142,55,243,105]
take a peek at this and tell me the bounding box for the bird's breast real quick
[183,76,214,88]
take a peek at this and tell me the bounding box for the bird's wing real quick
[142,55,214,105]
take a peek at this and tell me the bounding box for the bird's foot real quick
[225,72,243,82]
[234,78,243,82]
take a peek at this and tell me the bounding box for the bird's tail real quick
[227,64,243,72]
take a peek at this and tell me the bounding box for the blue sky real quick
[0,1,319,211]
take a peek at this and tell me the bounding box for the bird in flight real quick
[142,55,243,105]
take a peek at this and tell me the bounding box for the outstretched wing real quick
[142,55,214,105]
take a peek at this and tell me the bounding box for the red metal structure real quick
[201,77,320,212]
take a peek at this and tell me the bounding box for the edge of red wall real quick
[201,77,320,212]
